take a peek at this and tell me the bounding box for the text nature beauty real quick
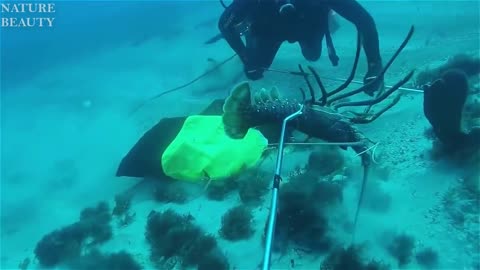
[1,2,55,28]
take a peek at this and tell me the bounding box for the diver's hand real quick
[363,61,384,96]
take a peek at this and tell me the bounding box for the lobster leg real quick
[353,162,370,242]
[332,70,414,109]
[349,139,372,241]
[325,32,362,98]
[307,66,328,105]
[298,65,316,103]
[347,93,402,124]
[326,25,415,106]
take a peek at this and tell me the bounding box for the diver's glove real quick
[363,61,385,96]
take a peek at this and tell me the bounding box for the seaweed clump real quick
[153,181,189,204]
[219,205,255,241]
[145,209,228,269]
[34,201,113,268]
[18,258,30,270]
[238,171,270,205]
[205,177,238,201]
[197,250,230,270]
[273,182,331,253]
[112,193,132,216]
[320,245,389,270]
[289,170,344,206]
[34,223,86,267]
[307,146,345,176]
[112,193,136,227]
[68,249,142,270]
[78,201,113,244]
[266,171,344,253]
[386,233,416,267]
[415,247,439,269]
[441,178,479,267]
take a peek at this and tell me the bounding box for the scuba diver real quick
[218,0,384,96]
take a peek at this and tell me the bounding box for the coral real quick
[238,171,270,205]
[153,182,188,204]
[197,250,230,270]
[205,177,238,201]
[307,146,345,176]
[386,233,415,267]
[145,209,223,268]
[415,247,439,269]
[219,205,255,241]
[320,245,389,270]
[68,249,142,270]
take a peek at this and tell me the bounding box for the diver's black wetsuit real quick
[219,0,383,95]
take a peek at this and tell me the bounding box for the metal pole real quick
[265,68,424,93]
[262,105,304,270]
[321,77,424,93]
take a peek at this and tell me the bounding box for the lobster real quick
[222,26,416,233]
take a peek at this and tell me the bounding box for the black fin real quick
[116,100,225,179]
[117,95,281,180]
[116,117,187,179]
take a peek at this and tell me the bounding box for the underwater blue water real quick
[1,1,222,87]
[1,1,479,269]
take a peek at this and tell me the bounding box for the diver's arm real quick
[328,0,382,66]
[218,1,252,63]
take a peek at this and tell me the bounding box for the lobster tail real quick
[222,81,253,139]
